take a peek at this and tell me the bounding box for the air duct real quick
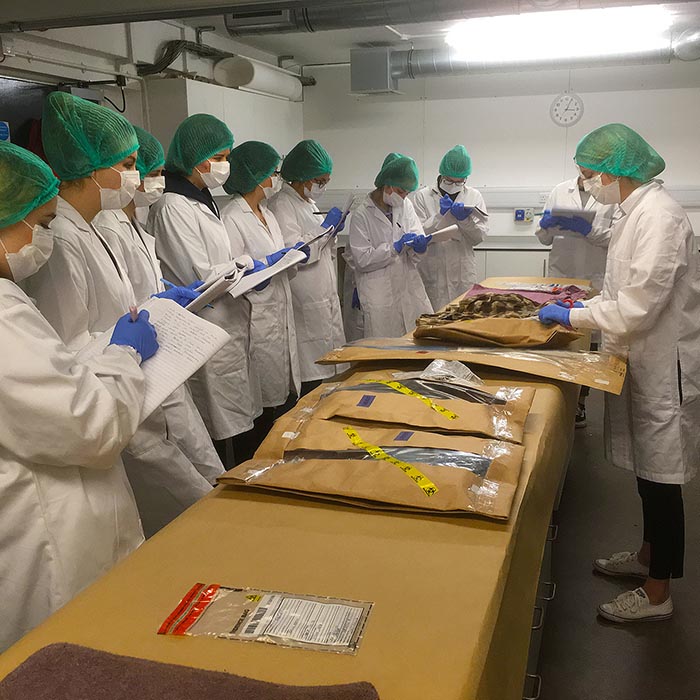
[225,0,700,36]
[213,56,303,100]
[226,0,522,36]
[349,27,700,94]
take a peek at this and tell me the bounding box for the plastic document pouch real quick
[158,583,373,655]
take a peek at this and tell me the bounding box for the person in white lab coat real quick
[221,141,302,442]
[268,139,346,396]
[148,114,263,465]
[24,93,214,537]
[411,145,488,310]
[94,125,224,487]
[536,171,619,427]
[0,141,158,651]
[539,123,700,623]
[348,153,433,338]
[535,172,617,291]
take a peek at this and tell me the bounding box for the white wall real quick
[303,64,700,236]
[185,80,303,156]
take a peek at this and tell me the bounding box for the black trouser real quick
[579,342,599,401]
[637,477,685,580]
[219,393,299,469]
[214,415,273,470]
[300,379,323,397]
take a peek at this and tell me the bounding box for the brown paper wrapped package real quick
[305,369,535,444]
[317,338,627,395]
[219,418,526,519]
[413,317,582,348]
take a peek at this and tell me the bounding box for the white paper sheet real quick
[430,224,461,243]
[228,248,308,298]
[76,298,230,421]
[550,207,596,224]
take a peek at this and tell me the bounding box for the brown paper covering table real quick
[0,370,578,700]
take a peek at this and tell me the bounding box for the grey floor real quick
[539,391,700,700]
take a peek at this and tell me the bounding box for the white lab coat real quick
[220,195,301,407]
[268,183,346,381]
[94,209,224,485]
[569,182,700,484]
[341,236,365,342]
[535,178,618,291]
[348,194,433,338]
[23,198,213,537]
[411,185,488,310]
[0,279,144,651]
[149,192,262,438]
[94,209,164,304]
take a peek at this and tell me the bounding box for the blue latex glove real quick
[538,304,571,326]
[538,210,557,229]
[556,300,584,309]
[110,309,159,361]
[393,232,418,254]
[243,258,267,276]
[560,215,592,235]
[351,287,361,310]
[450,202,473,221]
[243,259,271,291]
[335,212,347,234]
[293,241,311,262]
[321,207,343,230]
[155,279,202,307]
[266,247,295,266]
[539,211,592,236]
[439,194,453,216]
[406,234,432,254]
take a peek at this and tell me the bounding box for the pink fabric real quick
[461,284,588,305]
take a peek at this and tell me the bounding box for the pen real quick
[129,305,139,322]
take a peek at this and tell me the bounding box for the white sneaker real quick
[593,551,649,579]
[598,588,673,623]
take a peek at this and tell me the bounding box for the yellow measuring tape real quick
[343,426,439,497]
[360,379,458,420]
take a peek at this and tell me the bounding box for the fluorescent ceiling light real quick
[445,5,672,63]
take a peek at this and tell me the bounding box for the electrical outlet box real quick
[538,192,550,204]
[524,207,534,223]
[514,208,525,222]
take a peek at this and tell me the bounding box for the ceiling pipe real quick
[225,0,700,36]
[388,30,700,79]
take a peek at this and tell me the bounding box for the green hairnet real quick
[224,141,280,195]
[166,114,234,176]
[439,145,472,179]
[381,152,402,168]
[134,126,165,178]
[0,142,60,229]
[280,140,332,182]
[42,91,138,181]
[575,123,665,182]
[374,154,419,192]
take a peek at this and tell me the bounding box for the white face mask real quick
[1,221,54,282]
[304,181,326,199]
[440,178,464,195]
[383,189,404,209]
[586,173,622,205]
[197,161,230,190]
[133,175,166,207]
[259,175,280,200]
[93,168,141,210]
